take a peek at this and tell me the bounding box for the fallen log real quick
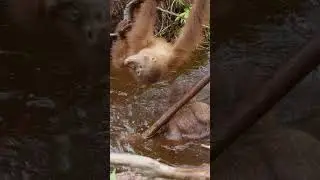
[110,152,210,179]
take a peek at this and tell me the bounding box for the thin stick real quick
[111,153,210,179]
[142,74,210,139]
[156,7,180,17]
[110,33,118,37]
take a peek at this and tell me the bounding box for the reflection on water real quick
[213,0,320,123]
[0,1,107,179]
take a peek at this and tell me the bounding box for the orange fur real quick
[111,0,209,84]
[110,4,142,69]
[111,19,131,69]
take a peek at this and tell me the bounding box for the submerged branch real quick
[142,74,210,139]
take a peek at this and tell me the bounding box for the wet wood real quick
[111,153,210,179]
[142,74,210,139]
[212,33,320,160]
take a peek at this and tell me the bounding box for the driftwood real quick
[212,33,320,160]
[110,153,210,179]
[142,74,210,139]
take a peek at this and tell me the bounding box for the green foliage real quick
[173,0,191,24]
[110,169,117,180]
[175,6,191,24]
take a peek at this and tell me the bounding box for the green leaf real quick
[173,1,191,25]
[110,169,117,180]
[184,7,191,18]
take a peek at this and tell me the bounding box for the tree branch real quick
[123,0,142,21]
[156,7,180,17]
[110,0,141,38]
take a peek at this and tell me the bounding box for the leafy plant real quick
[110,169,117,180]
[175,6,191,24]
[172,0,191,24]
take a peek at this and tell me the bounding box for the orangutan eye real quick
[127,62,135,69]
[152,57,156,61]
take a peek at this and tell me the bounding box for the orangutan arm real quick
[126,0,158,54]
[111,19,133,68]
[168,0,209,70]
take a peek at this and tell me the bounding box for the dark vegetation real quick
[111,0,209,47]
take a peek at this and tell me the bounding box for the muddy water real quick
[110,50,210,166]
[110,0,320,168]
[0,0,319,179]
